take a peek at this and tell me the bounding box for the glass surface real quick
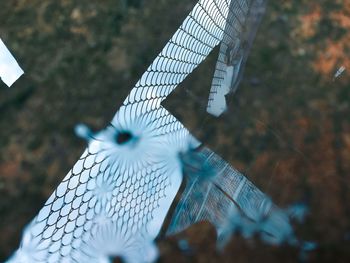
[0,0,349,262]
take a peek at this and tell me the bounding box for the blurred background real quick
[0,0,350,262]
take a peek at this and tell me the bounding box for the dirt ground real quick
[1,0,350,262]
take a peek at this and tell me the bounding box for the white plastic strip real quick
[0,38,24,87]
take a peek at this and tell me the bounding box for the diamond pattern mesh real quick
[8,1,269,262]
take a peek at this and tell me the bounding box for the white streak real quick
[0,38,24,87]
[334,66,346,80]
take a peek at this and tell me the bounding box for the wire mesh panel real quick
[7,1,297,263]
[207,0,266,116]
